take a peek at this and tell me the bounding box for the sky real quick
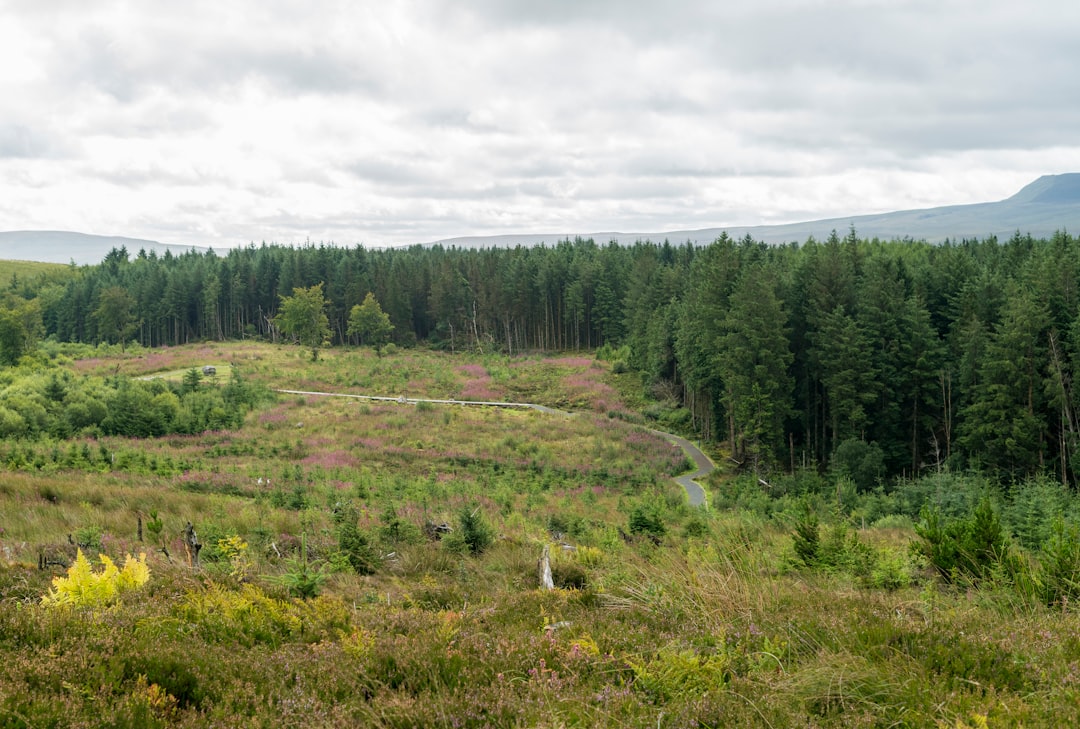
[2,0,1079,249]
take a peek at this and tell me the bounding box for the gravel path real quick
[275,388,712,506]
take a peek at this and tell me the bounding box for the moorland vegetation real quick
[2,231,1080,726]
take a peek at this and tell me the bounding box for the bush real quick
[913,496,1009,582]
[629,502,667,539]
[865,548,915,590]
[379,504,422,545]
[457,505,494,555]
[122,655,205,710]
[629,647,730,702]
[42,550,150,608]
[337,510,379,575]
[831,438,885,493]
[792,507,820,566]
[1040,519,1080,606]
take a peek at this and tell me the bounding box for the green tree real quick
[275,283,331,361]
[182,367,203,394]
[628,501,667,540]
[347,292,395,356]
[715,267,793,469]
[0,299,41,365]
[811,306,876,451]
[93,286,139,352]
[897,293,945,474]
[914,497,1008,582]
[457,505,494,555]
[832,437,885,493]
[333,504,378,575]
[959,285,1048,479]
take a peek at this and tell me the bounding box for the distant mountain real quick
[6,175,1080,262]
[431,173,1080,249]
[0,231,208,265]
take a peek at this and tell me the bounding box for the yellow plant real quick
[42,549,150,608]
[573,545,604,567]
[217,534,251,580]
[127,675,180,723]
[342,627,376,660]
[437,609,461,646]
[176,583,302,646]
[568,634,601,658]
[627,647,730,701]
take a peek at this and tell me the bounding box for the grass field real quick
[1,341,1079,727]
[0,258,75,285]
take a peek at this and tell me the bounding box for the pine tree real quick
[715,266,793,469]
[960,284,1049,480]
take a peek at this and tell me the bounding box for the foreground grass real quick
[4,529,1080,728]
[1,342,1079,727]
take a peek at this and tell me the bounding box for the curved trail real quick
[650,430,713,507]
[276,388,713,506]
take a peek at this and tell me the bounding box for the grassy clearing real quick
[0,258,72,284]
[1,342,1080,726]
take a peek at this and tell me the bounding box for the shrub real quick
[42,549,150,608]
[629,647,730,702]
[628,502,666,539]
[121,656,205,711]
[792,507,820,566]
[1040,518,1080,606]
[278,533,328,598]
[145,510,164,547]
[831,438,885,493]
[551,560,588,589]
[457,505,495,555]
[379,504,422,545]
[216,535,251,581]
[336,509,378,575]
[175,583,302,646]
[864,548,915,591]
[73,525,103,550]
[913,496,1009,582]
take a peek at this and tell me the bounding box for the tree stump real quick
[183,522,202,568]
[538,544,554,591]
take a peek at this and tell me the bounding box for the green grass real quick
[0,258,73,284]
[2,341,1080,727]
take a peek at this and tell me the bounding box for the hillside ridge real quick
[4,175,1080,263]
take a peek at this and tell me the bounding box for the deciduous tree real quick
[275,283,331,361]
[93,286,138,352]
[348,292,395,356]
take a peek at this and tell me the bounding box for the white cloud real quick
[0,0,1077,247]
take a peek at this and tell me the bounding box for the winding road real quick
[275,389,714,507]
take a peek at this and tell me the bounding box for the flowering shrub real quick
[41,549,150,608]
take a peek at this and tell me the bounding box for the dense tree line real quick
[7,230,1080,485]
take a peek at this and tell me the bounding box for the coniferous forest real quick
[8,230,1080,486]
[7,232,1080,726]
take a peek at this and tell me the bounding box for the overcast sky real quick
[2,0,1079,249]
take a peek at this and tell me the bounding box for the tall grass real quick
[2,343,1080,726]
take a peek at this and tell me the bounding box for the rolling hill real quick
[3,174,1080,264]
[432,173,1080,248]
[0,231,208,265]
